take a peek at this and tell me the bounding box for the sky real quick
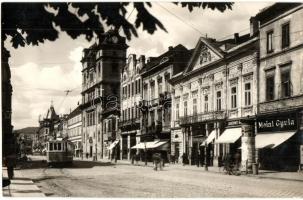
[5,2,271,130]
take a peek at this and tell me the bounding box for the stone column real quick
[241,120,255,173]
[204,123,209,170]
[189,126,193,165]
[213,122,220,167]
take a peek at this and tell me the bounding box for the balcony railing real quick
[119,118,140,128]
[180,110,226,125]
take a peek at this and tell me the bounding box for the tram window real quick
[62,142,65,151]
[49,143,53,151]
[58,143,62,151]
[54,143,57,150]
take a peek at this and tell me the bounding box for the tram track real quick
[38,167,73,197]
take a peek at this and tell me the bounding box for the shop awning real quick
[131,141,168,149]
[131,141,158,149]
[107,140,119,150]
[255,131,296,149]
[200,130,216,146]
[216,127,242,143]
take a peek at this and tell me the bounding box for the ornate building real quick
[170,31,259,169]
[120,54,145,160]
[135,45,191,161]
[81,30,128,159]
[254,3,303,171]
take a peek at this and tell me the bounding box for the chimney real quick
[234,33,239,44]
[139,55,145,64]
[168,46,173,51]
[250,16,259,37]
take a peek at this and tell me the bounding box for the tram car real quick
[46,139,74,166]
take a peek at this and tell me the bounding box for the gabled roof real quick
[67,106,82,120]
[183,37,225,73]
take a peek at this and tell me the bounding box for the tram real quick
[46,139,74,166]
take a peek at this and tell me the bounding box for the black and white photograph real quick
[2,1,303,197]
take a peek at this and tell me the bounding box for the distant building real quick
[14,127,39,155]
[81,29,128,159]
[37,104,60,151]
[53,115,69,140]
[67,106,82,158]
[120,54,145,160]
[254,3,303,171]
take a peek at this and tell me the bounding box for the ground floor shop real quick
[256,109,303,171]
[120,130,139,160]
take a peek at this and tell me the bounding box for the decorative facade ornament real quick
[215,81,223,90]
[229,77,238,85]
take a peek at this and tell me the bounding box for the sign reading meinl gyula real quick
[257,113,297,132]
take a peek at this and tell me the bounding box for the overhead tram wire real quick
[155,2,205,36]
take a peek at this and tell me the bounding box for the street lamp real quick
[204,140,208,171]
[144,141,147,166]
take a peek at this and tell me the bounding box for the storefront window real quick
[176,103,180,120]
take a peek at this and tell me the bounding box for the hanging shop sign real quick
[257,113,297,132]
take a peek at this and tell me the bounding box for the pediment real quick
[185,38,224,73]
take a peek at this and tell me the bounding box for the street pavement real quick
[2,167,45,197]
[6,155,303,198]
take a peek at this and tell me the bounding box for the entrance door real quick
[175,143,180,163]
[90,146,93,157]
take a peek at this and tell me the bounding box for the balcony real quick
[139,100,149,113]
[180,110,226,125]
[259,94,303,114]
[151,98,159,106]
[119,119,140,131]
[159,92,172,107]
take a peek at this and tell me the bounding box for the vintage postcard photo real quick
[2,1,303,197]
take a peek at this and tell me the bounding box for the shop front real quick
[256,110,303,171]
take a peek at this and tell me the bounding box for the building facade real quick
[67,106,82,158]
[37,104,60,152]
[136,45,191,161]
[254,3,303,171]
[120,54,145,160]
[81,30,128,159]
[170,32,259,169]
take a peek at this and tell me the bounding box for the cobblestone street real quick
[17,157,303,198]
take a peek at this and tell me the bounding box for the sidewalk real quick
[75,157,303,182]
[2,167,45,197]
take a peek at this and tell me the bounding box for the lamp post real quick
[144,141,147,166]
[204,140,208,171]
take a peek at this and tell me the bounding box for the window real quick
[193,98,197,115]
[184,101,188,116]
[244,83,252,106]
[128,84,130,98]
[231,87,237,109]
[281,70,291,98]
[165,74,170,92]
[150,81,155,99]
[131,82,134,96]
[49,143,53,151]
[176,103,180,120]
[54,143,57,151]
[158,79,163,95]
[90,72,94,82]
[204,95,208,113]
[266,75,275,101]
[267,30,274,53]
[58,143,61,151]
[282,23,290,49]
[150,111,155,125]
[216,91,222,111]
[98,131,100,142]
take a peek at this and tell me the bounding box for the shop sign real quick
[257,113,297,132]
[227,120,241,127]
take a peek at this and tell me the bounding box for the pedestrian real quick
[135,153,140,165]
[5,155,15,179]
[195,151,200,167]
[152,152,161,171]
[234,150,241,170]
[182,153,188,166]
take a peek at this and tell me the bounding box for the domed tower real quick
[81,29,128,159]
